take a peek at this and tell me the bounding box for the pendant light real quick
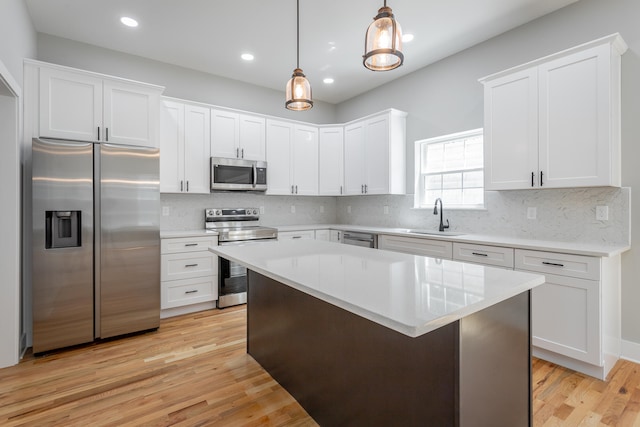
[285,0,313,110]
[363,0,404,71]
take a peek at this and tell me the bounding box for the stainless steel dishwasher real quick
[341,231,378,248]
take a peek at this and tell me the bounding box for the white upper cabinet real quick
[292,124,319,195]
[343,109,406,195]
[318,127,344,196]
[39,65,163,147]
[160,99,211,194]
[266,119,318,195]
[481,34,627,190]
[211,109,266,161]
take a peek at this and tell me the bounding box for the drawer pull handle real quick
[542,261,564,267]
[184,243,198,247]
[472,252,488,257]
[185,290,198,294]
[292,236,302,239]
[185,264,198,267]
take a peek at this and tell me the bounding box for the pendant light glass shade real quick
[285,0,313,110]
[363,2,404,71]
[286,68,313,111]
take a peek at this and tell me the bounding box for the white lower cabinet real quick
[161,236,218,317]
[515,249,620,380]
[314,229,342,242]
[378,235,452,259]
[278,230,316,241]
[452,242,514,269]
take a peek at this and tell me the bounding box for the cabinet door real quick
[39,67,102,141]
[211,109,239,159]
[531,273,601,365]
[538,44,612,188]
[183,104,211,194]
[319,127,344,195]
[278,230,316,240]
[293,125,319,195]
[266,120,293,195]
[364,115,390,194]
[378,235,453,259]
[344,122,365,195]
[159,100,185,193]
[483,68,539,190]
[239,114,266,161]
[329,230,342,242]
[103,80,160,147]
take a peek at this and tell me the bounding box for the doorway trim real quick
[0,58,22,368]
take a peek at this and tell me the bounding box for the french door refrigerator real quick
[32,138,160,353]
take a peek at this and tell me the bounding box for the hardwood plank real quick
[0,307,639,426]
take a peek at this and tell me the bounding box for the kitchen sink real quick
[403,229,466,237]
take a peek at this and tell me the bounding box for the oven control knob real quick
[207,209,214,216]
[215,210,222,215]
[252,209,258,215]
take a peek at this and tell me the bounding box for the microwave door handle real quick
[252,163,257,188]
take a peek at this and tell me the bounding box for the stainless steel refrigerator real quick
[32,138,160,353]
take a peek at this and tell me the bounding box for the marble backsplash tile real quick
[335,187,631,246]
[161,187,630,246]
[161,192,337,230]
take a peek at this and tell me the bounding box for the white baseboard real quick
[621,340,640,364]
[160,301,216,319]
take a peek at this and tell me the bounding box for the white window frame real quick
[414,128,485,210]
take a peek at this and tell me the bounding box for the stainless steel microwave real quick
[210,157,267,191]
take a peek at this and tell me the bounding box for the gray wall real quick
[36,34,337,124]
[336,0,640,345]
[0,0,37,86]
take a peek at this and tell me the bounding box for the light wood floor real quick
[1,307,639,426]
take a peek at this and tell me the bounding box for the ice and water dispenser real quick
[45,210,81,249]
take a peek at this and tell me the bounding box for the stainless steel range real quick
[205,208,277,308]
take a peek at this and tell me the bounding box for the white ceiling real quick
[25,0,580,104]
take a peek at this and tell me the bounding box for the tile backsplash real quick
[335,187,631,246]
[162,187,630,246]
[161,193,337,230]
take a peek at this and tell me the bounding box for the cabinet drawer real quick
[515,249,600,280]
[453,243,514,268]
[161,236,217,254]
[278,230,316,240]
[378,235,452,259]
[161,251,218,281]
[161,276,217,309]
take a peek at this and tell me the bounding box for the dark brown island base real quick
[247,270,532,427]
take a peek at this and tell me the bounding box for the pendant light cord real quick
[296,0,300,69]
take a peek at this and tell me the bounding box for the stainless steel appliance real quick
[210,157,267,191]
[205,208,277,308]
[32,138,160,353]
[342,231,378,248]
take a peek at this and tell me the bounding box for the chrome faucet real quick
[433,198,450,232]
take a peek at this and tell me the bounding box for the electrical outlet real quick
[320,205,325,213]
[596,205,609,221]
[384,205,389,215]
[290,205,296,214]
[347,205,352,214]
[527,207,536,220]
[260,206,265,214]
[162,206,170,216]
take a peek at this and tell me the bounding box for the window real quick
[414,128,484,209]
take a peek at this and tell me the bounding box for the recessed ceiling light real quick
[241,53,255,61]
[402,33,414,43]
[120,17,138,28]
[323,78,334,84]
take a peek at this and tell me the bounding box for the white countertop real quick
[161,224,629,257]
[160,229,217,238]
[276,224,629,257]
[209,240,545,338]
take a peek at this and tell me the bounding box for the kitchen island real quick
[210,240,545,427]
